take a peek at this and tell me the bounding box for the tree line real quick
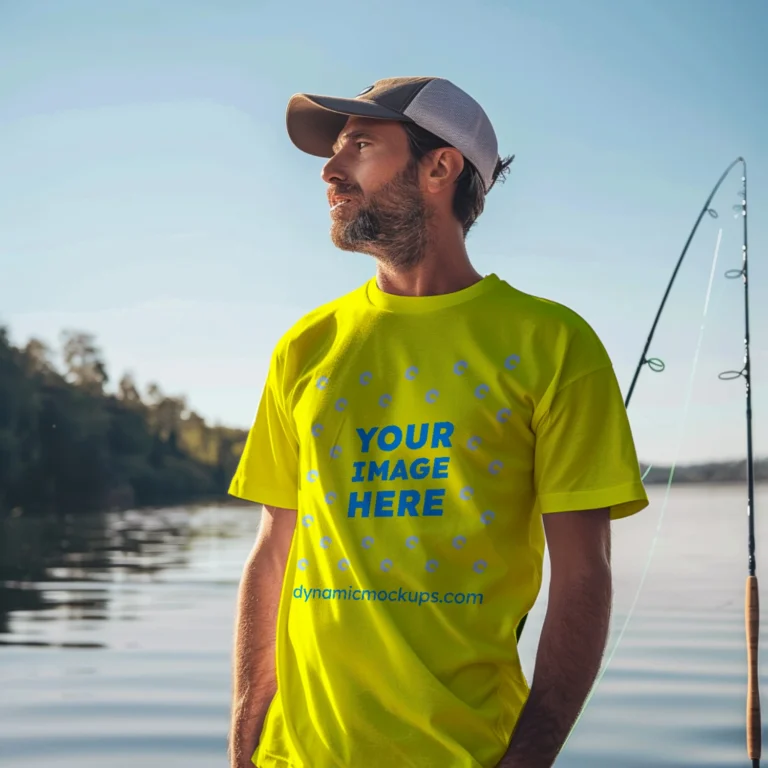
[641,458,767,485]
[1,323,764,518]
[0,325,248,517]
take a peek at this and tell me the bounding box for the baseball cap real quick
[285,76,500,192]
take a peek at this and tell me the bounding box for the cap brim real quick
[286,93,412,158]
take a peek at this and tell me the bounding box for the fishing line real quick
[562,226,724,750]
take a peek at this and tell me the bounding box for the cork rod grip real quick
[747,575,761,760]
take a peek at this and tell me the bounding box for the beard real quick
[329,160,432,271]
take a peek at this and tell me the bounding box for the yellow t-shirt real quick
[229,273,648,768]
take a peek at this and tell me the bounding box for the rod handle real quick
[747,575,762,760]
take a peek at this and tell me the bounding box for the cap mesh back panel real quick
[403,78,498,189]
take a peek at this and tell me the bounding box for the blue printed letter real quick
[377,425,403,451]
[432,457,450,479]
[423,488,445,516]
[348,491,372,518]
[431,422,454,449]
[389,459,408,481]
[368,460,390,481]
[410,458,430,480]
[398,490,421,517]
[374,491,395,517]
[356,427,378,453]
[405,423,428,450]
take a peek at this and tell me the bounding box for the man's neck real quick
[375,230,483,298]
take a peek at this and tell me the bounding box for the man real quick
[228,76,648,768]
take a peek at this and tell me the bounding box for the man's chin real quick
[330,225,373,255]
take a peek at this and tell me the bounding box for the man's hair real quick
[402,122,515,237]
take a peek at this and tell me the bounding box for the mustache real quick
[327,183,363,200]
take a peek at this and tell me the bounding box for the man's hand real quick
[228,505,296,768]
[497,507,612,768]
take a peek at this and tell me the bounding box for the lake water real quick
[1,483,766,767]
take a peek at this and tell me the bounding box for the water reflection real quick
[1,487,766,767]
[0,503,254,648]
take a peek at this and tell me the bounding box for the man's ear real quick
[422,147,465,193]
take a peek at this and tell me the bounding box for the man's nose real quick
[321,154,347,185]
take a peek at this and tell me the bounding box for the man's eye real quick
[356,141,370,150]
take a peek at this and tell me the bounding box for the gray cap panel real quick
[403,78,499,191]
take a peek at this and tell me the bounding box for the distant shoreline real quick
[639,458,767,485]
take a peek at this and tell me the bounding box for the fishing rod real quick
[624,157,759,767]
[625,155,746,406]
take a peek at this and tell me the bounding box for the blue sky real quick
[1,0,766,466]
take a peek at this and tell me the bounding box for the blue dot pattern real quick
[301,353,521,576]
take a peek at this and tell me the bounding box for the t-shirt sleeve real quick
[228,347,300,510]
[533,328,649,521]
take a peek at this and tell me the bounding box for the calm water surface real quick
[1,484,766,767]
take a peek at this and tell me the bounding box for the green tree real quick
[117,372,142,404]
[23,338,56,377]
[0,324,251,517]
[61,330,108,395]
[0,328,42,511]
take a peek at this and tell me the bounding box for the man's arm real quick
[228,505,297,768]
[498,507,612,768]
